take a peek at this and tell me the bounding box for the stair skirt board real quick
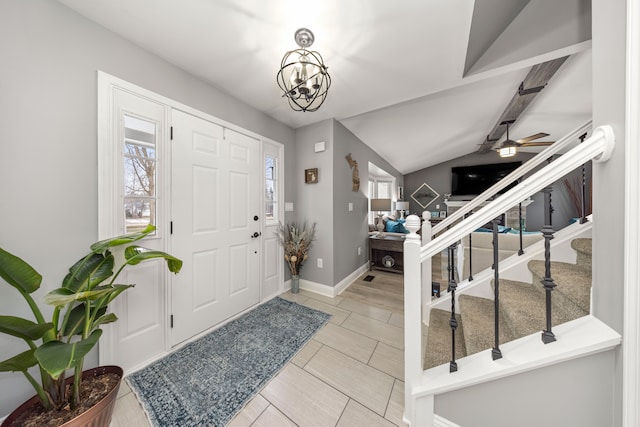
[416,315,621,398]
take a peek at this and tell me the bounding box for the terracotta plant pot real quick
[1,366,123,427]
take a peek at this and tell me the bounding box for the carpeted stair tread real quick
[459,294,514,356]
[571,238,592,270]
[496,279,580,339]
[528,260,591,316]
[424,308,465,370]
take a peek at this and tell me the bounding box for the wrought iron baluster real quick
[518,201,524,255]
[466,211,474,281]
[541,186,557,344]
[448,242,459,373]
[579,132,589,224]
[491,218,503,360]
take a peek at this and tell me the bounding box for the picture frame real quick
[398,186,404,201]
[410,182,440,209]
[439,211,447,218]
[305,168,318,184]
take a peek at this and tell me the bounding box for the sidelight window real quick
[265,155,278,223]
[123,114,157,233]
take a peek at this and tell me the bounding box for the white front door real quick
[170,110,261,346]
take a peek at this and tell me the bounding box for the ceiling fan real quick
[495,120,555,158]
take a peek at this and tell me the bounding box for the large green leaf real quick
[92,313,118,328]
[61,305,106,336]
[44,284,133,307]
[34,330,102,379]
[123,246,183,273]
[62,252,114,293]
[0,349,38,372]
[0,316,53,341]
[90,225,156,254]
[0,247,42,294]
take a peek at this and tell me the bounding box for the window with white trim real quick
[265,155,278,223]
[123,115,157,233]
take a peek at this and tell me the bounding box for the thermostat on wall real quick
[314,141,326,153]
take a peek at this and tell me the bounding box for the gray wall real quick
[294,120,403,288]
[435,350,616,427]
[294,121,335,285]
[0,0,294,417]
[332,120,403,284]
[592,0,627,425]
[404,152,535,216]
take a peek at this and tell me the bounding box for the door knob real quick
[253,215,259,221]
[251,232,261,238]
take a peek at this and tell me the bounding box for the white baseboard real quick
[434,414,462,427]
[286,263,370,298]
[335,263,370,295]
[298,278,335,297]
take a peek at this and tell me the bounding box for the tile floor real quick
[109,271,411,427]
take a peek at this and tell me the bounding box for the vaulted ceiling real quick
[57,0,592,174]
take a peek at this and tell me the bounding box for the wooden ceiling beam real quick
[477,56,570,154]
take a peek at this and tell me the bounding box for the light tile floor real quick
[109,271,410,427]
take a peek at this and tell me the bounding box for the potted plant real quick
[0,225,182,427]
[275,221,316,293]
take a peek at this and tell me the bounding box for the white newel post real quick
[421,213,433,324]
[404,215,432,426]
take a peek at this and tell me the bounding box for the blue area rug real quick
[127,297,331,426]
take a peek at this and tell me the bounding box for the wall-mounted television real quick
[451,161,521,197]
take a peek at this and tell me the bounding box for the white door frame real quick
[97,71,280,371]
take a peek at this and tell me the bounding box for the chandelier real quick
[277,28,331,112]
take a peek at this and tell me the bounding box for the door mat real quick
[127,297,331,426]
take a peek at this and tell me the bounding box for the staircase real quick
[424,238,592,370]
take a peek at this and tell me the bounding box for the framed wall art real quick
[410,182,440,209]
[305,168,318,184]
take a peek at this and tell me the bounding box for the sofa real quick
[368,215,415,238]
[458,229,543,279]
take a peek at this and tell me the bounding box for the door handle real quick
[251,232,261,238]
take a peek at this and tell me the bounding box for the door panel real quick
[171,110,260,346]
[103,88,168,371]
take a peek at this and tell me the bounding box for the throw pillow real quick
[385,219,409,234]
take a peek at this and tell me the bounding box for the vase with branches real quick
[276,221,316,293]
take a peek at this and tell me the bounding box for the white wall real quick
[591,1,628,425]
[0,0,294,417]
[435,350,616,427]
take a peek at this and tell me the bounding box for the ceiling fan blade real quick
[518,141,555,147]
[517,132,550,143]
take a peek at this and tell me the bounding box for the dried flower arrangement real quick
[276,221,317,276]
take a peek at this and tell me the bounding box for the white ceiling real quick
[57,0,593,174]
